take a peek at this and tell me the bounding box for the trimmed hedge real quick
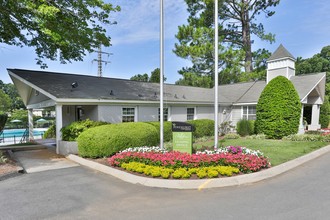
[77,122,159,158]
[61,119,109,141]
[236,119,254,136]
[187,119,214,138]
[145,121,173,142]
[255,76,301,139]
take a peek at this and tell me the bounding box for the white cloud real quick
[109,0,188,45]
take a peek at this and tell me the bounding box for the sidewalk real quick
[12,140,79,174]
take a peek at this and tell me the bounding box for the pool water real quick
[1,129,45,138]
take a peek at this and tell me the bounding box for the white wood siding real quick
[138,106,158,122]
[98,105,122,123]
[62,105,76,127]
[196,106,213,120]
[231,106,242,127]
[169,106,187,121]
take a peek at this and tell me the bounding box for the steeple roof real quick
[268,44,295,61]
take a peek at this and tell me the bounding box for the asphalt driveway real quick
[1,150,330,219]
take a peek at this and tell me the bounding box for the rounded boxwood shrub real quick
[145,121,173,142]
[187,119,214,138]
[77,122,159,158]
[61,119,109,141]
[236,119,254,136]
[255,76,301,139]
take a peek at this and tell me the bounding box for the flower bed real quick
[108,146,270,179]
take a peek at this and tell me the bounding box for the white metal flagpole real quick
[160,0,164,149]
[214,0,219,149]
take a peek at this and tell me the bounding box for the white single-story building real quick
[8,45,326,154]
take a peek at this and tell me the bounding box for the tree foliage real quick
[319,95,330,128]
[130,73,149,82]
[220,0,279,72]
[0,80,25,110]
[0,0,120,67]
[174,0,278,87]
[0,113,8,133]
[255,76,301,139]
[130,68,166,83]
[0,89,11,113]
[295,45,330,103]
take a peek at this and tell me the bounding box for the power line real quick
[92,45,112,77]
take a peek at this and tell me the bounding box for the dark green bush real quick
[255,76,301,139]
[43,124,56,139]
[236,119,254,136]
[61,119,109,141]
[77,122,159,158]
[145,121,172,142]
[187,119,214,138]
[0,113,8,132]
[319,96,330,128]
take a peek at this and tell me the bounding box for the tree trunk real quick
[241,1,253,73]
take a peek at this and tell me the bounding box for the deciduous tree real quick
[0,0,120,67]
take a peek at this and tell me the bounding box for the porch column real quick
[298,106,305,134]
[55,104,63,154]
[309,104,321,130]
[28,108,34,141]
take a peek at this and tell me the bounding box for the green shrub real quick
[43,124,56,139]
[77,122,159,158]
[255,76,301,139]
[219,121,235,136]
[236,119,254,136]
[187,119,214,138]
[246,134,266,140]
[282,134,325,142]
[145,121,172,142]
[61,119,109,141]
[0,113,8,132]
[223,133,240,139]
[319,96,330,128]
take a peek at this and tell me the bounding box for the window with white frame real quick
[242,106,256,120]
[122,108,135,122]
[158,108,168,121]
[187,108,195,120]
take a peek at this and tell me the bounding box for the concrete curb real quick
[67,145,330,189]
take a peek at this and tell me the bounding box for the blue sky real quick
[1,0,330,84]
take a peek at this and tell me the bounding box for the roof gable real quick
[268,44,295,61]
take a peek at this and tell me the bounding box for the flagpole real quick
[214,0,219,149]
[160,0,164,149]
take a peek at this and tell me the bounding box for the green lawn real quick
[193,138,329,166]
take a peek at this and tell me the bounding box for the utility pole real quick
[92,45,112,77]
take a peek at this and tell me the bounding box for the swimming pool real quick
[1,129,46,139]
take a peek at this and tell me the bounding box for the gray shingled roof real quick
[8,69,325,105]
[8,69,214,103]
[268,44,295,61]
[290,72,326,100]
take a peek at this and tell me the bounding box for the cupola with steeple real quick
[267,44,296,84]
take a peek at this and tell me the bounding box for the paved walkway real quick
[13,147,79,174]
